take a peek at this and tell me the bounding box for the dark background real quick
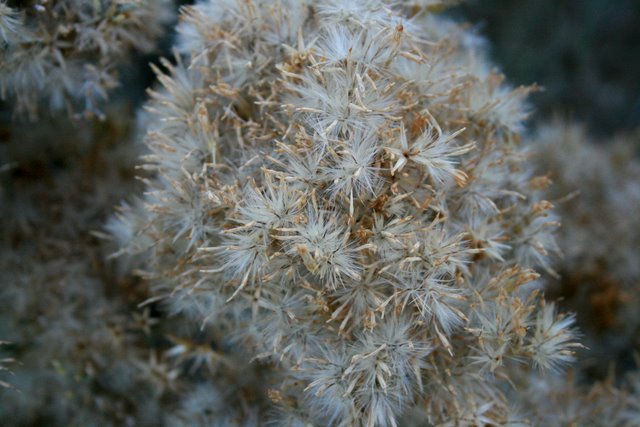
[450,0,640,136]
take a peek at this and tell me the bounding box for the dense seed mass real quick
[110,1,579,425]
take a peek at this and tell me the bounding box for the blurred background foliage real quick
[451,0,640,136]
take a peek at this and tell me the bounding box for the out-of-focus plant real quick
[0,0,174,118]
[487,121,640,427]
[0,341,15,390]
[532,121,640,377]
[110,1,579,425]
[0,109,151,425]
[0,106,254,426]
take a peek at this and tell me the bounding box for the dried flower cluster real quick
[109,1,579,425]
[479,122,640,427]
[6,1,637,426]
[0,0,173,118]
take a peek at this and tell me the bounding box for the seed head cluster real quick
[109,1,581,425]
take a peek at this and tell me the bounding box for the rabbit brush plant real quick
[0,0,173,118]
[112,0,579,425]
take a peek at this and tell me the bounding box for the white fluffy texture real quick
[113,1,577,425]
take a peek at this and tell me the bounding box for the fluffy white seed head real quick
[112,1,579,425]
